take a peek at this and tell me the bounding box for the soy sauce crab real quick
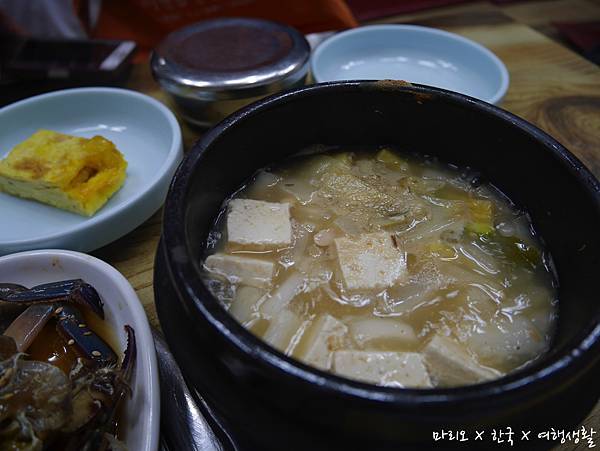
[0,280,136,450]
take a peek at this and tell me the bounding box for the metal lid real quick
[151,18,310,101]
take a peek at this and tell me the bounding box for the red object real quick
[93,0,357,61]
[555,21,600,52]
[346,0,474,22]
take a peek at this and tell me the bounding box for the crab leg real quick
[0,279,104,319]
[55,305,117,367]
[121,325,136,383]
[63,326,136,451]
[3,304,55,352]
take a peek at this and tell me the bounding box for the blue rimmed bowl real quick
[0,87,183,256]
[311,25,509,105]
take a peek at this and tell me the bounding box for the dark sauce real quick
[25,304,125,448]
[28,306,121,371]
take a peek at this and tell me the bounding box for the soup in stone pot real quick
[201,147,557,388]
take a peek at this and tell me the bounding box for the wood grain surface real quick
[91,2,600,449]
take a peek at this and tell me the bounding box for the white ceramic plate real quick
[311,25,509,105]
[0,87,183,256]
[0,249,159,451]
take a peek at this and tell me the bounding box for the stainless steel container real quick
[151,17,310,127]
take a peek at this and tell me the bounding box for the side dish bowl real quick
[155,81,600,449]
[0,249,160,451]
[311,25,509,105]
[0,87,183,256]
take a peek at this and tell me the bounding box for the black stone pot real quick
[155,81,600,450]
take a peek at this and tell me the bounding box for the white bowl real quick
[311,25,509,105]
[0,249,159,451]
[0,87,183,256]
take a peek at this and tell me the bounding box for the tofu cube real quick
[204,253,274,289]
[263,309,302,354]
[297,314,348,370]
[423,334,502,387]
[333,351,432,388]
[334,232,406,291]
[227,199,292,249]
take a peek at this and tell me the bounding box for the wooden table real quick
[92,1,600,448]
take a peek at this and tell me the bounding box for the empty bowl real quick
[311,25,509,104]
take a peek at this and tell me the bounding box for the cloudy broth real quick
[202,146,557,388]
